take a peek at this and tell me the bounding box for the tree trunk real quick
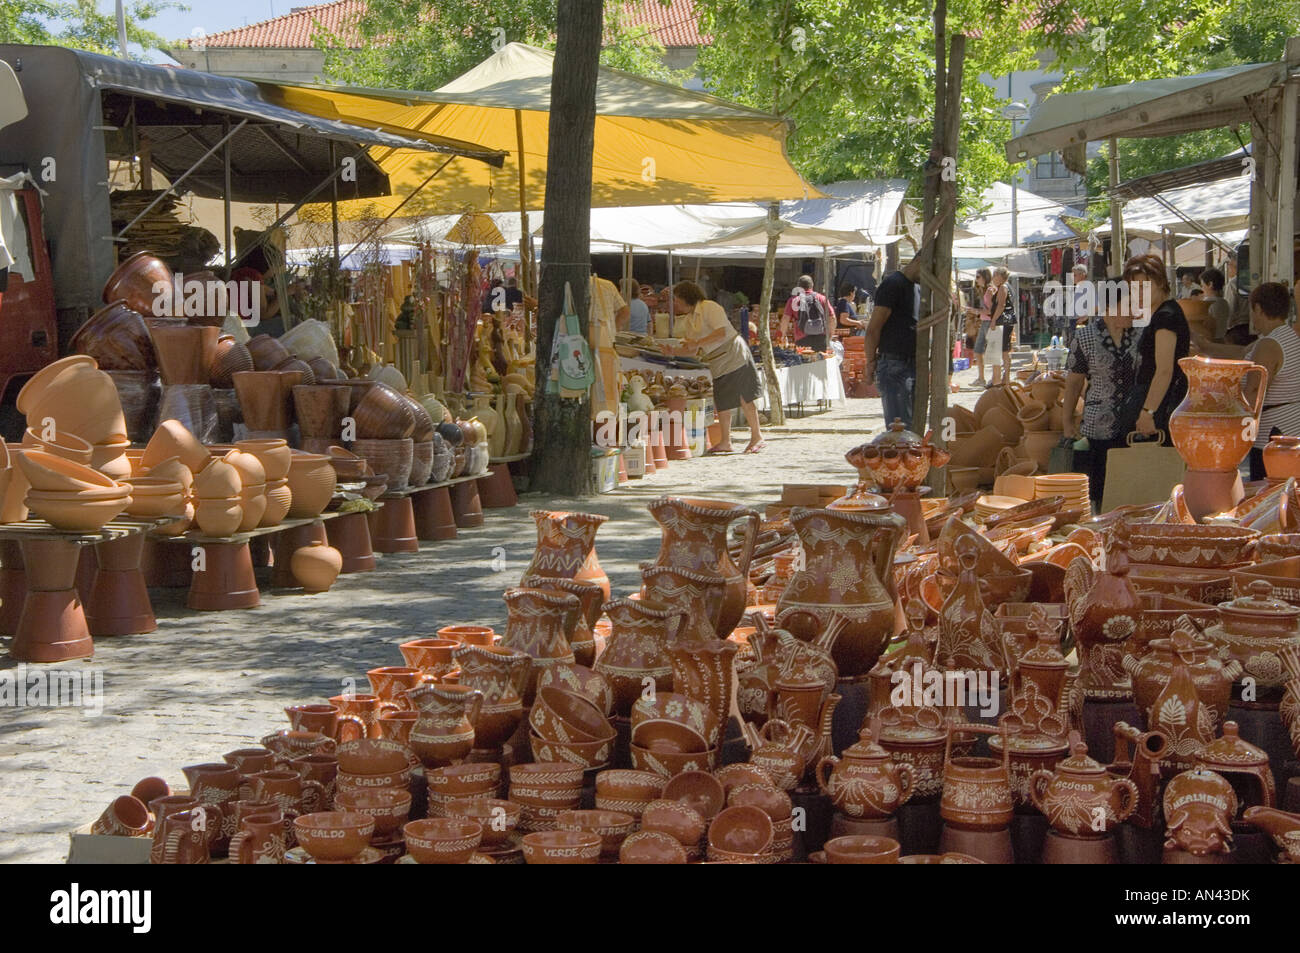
[755,203,785,426]
[913,0,947,434]
[531,0,602,495]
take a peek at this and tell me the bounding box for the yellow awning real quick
[262,43,821,220]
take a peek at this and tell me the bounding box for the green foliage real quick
[0,0,184,58]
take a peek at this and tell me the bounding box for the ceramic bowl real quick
[332,788,411,837]
[555,809,635,857]
[403,818,483,864]
[529,686,615,744]
[25,490,131,532]
[823,834,901,864]
[293,811,375,862]
[631,692,717,744]
[335,738,417,776]
[442,797,520,846]
[17,449,117,492]
[714,764,778,793]
[507,762,584,800]
[629,742,718,777]
[630,719,709,755]
[534,664,615,717]
[727,783,793,821]
[335,768,412,793]
[663,770,726,821]
[707,804,773,854]
[21,427,94,464]
[527,732,614,770]
[112,480,183,519]
[520,830,601,865]
[619,829,687,864]
[142,419,209,474]
[595,769,667,803]
[640,798,706,846]
[425,763,501,797]
[1125,523,1261,568]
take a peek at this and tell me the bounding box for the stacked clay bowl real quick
[101,251,172,317]
[142,419,210,475]
[222,449,267,532]
[70,301,155,371]
[402,817,483,864]
[350,438,413,489]
[527,686,616,770]
[351,383,416,487]
[327,446,368,482]
[285,451,336,519]
[18,355,128,448]
[192,456,243,537]
[237,438,292,526]
[122,476,185,520]
[16,449,131,531]
[293,811,375,863]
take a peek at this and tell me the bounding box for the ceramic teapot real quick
[1205,581,1300,692]
[1123,626,1242,732]
[1029,733,1138,838]
[816,718,915,819]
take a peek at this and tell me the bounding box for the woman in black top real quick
[1125,253,1190,439]
[835,283,865,334]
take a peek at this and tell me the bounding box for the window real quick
[1035,152,1070,179]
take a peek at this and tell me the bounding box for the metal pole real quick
[515,109,532,296]
[329,140,340,278]
[115,0,129,58]
[223,118,232,269]
[1108,137,1124,277]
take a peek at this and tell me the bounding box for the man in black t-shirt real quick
[864,258,921,428]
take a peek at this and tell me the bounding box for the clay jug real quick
[522,509,611,601]
[1123,627,1241,733]
[937,535,1002,671]
[451,642,528,752]
[1148,648,1215,775]
[817,718,915,820]
[777,506,906,677]
[647,496,760,638]
[640,564,728,643]
[406,683,483,768]
[518,574,603,666]
[665,639,738,750]
[471,394,505,459]
[502,388,524,456]
[594,597,688,717]
[501,587,578,704]
[1168,356,1267,472]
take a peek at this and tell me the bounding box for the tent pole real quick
[329,140,341,280]
[1274,43,1299,288]
[339,157,457,267]
[515,109,532,297]
[224,118,233,269]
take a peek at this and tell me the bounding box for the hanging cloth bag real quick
[549,281,596,396]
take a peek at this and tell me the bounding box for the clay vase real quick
[665,640,738,751]
[451,642,528,752]
[1123,628,1242,733]
[292,384,350,439]
[70,300,154,371]
[102,251,172,316]
[291,541,343,593]
[1063,528,1143,699]
[501,587,579,704]
[232,370,302,433]
[518,574,604,666]
[647,497,760,638]
[1148,646,1217,775]
[406,683,483,768]
[521,510,611,602]
[150,325,219,386]
[594,598,688,717]
[640,564,728,643]
[776,506,906,677]
[1262,435,1300,481]
[1169,356,1267,473]
[285,452,336,518]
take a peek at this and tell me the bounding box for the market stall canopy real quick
[953,183,1082,251]
[1093,175,1252,239]
[955,251,1044,278]
[275,42,820,219]
[781,179,909,244]
[1003,61,1290,161]
[646,217,872,252]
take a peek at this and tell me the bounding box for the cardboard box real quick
[68,825,153,864]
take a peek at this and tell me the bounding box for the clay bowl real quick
[292,811,375,862]
[307,357,342,381]
[595,769,667,804]
[361,474,388,501]
[630,742,718,777]
[529,686,615,744]
[403,818,483,864]
[335,738,417,776]
[327,446,369,480]
[26,488,131,532]
[619,829,688,864]
[507,761,585,800]
[535,664,615,717]
[102,251,171,314]
[210,335,254,389]
[555,809,636,857]
[247,334,292,371]
[17,449,118,492]
[350,438,413,490]
[663,770,726,821]
[823,834,901,864]
[353,383,416,440]
[332,787,411,837]
[150,325,219,386]
[520,830,601,865]
[1124,523,1261,568]
[21,427,94,465]
[142,419,209,474]
[426,763,501,798]
[443,797,521,847]
[898,852,985,863]
[640,798,706,846]
[727,783,793,821]
[235,438,292,482]
[631,692,717,744]
[631,719,710,755]
[336,767,412,794]
[122,477,185,518]
[70,300,154,370]
[707,804,773,854]
[528,732,614,770]
[714,763,777,794]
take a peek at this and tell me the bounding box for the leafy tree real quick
[0,0,183,57]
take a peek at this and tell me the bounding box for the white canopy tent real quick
[953,183,1083,252]
[1093,175,1252,239]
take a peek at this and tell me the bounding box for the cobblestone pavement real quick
[0,362,997,863]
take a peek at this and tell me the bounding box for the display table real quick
[620,356,712,381]
[753,356,846,414]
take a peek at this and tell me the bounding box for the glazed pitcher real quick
[451,642,528,752]
[665,639,738,749]
[1169,355,1268,472]
[519,573,603,666]
[521,510,610,600]
[594,597,689,717]
[406,682,484,768]
[501,586,579,704]
[641,564,729,643]
[647,496,760,638]
[777,506,906,677]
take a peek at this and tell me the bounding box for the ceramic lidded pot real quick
[1205,581,1300,692]
[844,419,952,493]
[875,705,950,800]
[1262,435,1300,481]
[1029,735,1138,838]
[1194,721,1276,813]
[816,722,915,819]
[1123,627,1242,733]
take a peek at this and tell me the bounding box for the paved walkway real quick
[0,361,998,863]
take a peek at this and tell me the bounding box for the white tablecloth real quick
[754,356,845,411]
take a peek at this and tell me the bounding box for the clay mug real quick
[148,796,220,864]
[180,762,242,850]
[329,692,384,741]
[223,748,276,778]
[379,710,419,744]
[153,809,216,864]
[260,729,336,765]
[228,812,286,864]
[91,795,151,837]
[295,754,340,811]
[285,703,339,737]
[232,798,281,829]
[366,666,424,712]
[250,768,325,816]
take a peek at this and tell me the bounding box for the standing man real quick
[781,275,833,351]
[864,257,921,428]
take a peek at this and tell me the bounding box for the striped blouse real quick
[1250,323,1300,447]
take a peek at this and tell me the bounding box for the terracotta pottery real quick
[823,834,900,864]
[410,440,434,486]
[594,597,687,716]
[327,693,384,743]
[519,574,603,666]
[26,487,131,532]
[521,509,612,602]
[451,643,528,752]
[152,806,218,864]
[193,457,241,499]
[71,301,154,371]
[844,420,952,493]
[285,452,336,518]
[405,683,483,768]
[1162,767,1237,856]
[293,812,374,862]
[91,795,151,837]
[353,382,416,439]
[308,357,341,381]
[665,640,738,750]
[1195,721,1276,812]
[530,686,615,744]
[1123,628,1241,732]
[292,384,350,438]
[102,251,171,314]
[948,426,1006,469]
[1204,581,1300,692]
[291,541,343,593]
[16,355,95,417]
[232,370,302,433]
[983,405,1024,444]
[940,723,1014,832]
[936,535,1002,671]
[21,362,127,446]
[399,638,460,681]
[1262,435,1300,481]
[1029,733,1137,838]
[1021,430,1065,471]
[619,829,687,864]
[501,587,579,703]
[973,383,1025,425]
[1063,527,1144,699]
[639,564,728,643]
[535,663,614,717]
[817,722,916,820]
[235,437,292,482]
[520,829,601,865]
[776,506,906,677]
[1169,356,1267,473]
[349,438,413,489]
[261,478,291,526]
[247,334,291,371]
[209,335,254,389]
[142,419,208,474]
[444,797,521,847]
[227,811,286,864]
[646,497,759,637]
[402,817,483,864]
[150,325,219,386]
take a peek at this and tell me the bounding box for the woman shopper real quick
[621,278,650,334]
[964,268,993,387]
[1126,253,1190,441]
[665,280,766,454]
[1193,281,1300,480]
[836,283,866,334]
[986,267,1015,386]
[1062,282,1141,510]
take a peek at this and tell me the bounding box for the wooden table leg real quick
[327,511,376,572]
[450,480,484,529]
[86,534,156,636]
[478,464,517,508]
[0,539,26,636]
[369,497,419,553]
[10,538,93,662]
[187,541,260,611]
[413,486,456,541]
[271,521,327,588]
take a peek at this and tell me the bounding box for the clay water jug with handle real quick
[406,683,483,768]
[594,598,689,717]
[451,642,528,753]
[1169,356,1267,473]
[522,509,611,601]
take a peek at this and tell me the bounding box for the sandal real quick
[705,446,735,455]
[743,440,767,454]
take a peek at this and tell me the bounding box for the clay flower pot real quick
[209,335,254,389]
[285,452,336,518]
[149,325,219,386]
[194,497,243,537]
[235,438,292,482]
[232,370,303,433]
[70,300,155,371]
[142,419,209,474]
[291,541,343,593]
[102,251,172,316]
[19,357,128,446]
[247,334,292,372]
[353,383,416,440]
[292,385,350,439]
[350,438,413,490]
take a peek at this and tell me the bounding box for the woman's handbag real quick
[1100,432,1187,512]
[547,281,596,397]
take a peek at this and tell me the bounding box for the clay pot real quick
[26,488,130,532]
[150,325,219,386]
[1029,735,1138,837]
[1021,430,1064,471]
[1170,356,1267,472]
[293,812,374,862]
[71,301,155,370]
[209,335,254,389]
[235,438,292,482]
[974,384,1024,425]
[102,251,172,316]
[291,541,343,593]
[501,587,579,702]
[520,829,600,865]
[410,440,434,486]
[940,724,1014,831]
[285,452,336,518]
[1263,435,1300,481]
[451,643,529,751]
[350,438,413,490]
[277,357,316,385]
[406,683,483,768]
[403,817,483,864]
[1124,629,1241,732]
[193,457,241,500]
[1162,767,1237,856]
[247,334,292,372]
[292,385,349,438]
[1196,721,1276,811]
[194,498,243,537]
[594,598,685,716]
[399,638,460,681]
[1204,581,1300,691]
[232,370,302,433]
[948,427,1005,468]
[823,834,901,864]
[307,357,341,381]
[844,420,952,493]
[143,419,209,474]
[262,478,291,526]
[983,405,1024,444]
[817,726,916,820]
[353,383,416,440]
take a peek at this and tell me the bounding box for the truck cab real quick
[0,180,59,435]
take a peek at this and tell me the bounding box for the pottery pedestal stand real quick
[450,477,485,528]
[369,494,419,554]
[479,457,525,508]
[0,540,26,635]
[412,487,457,541]
[187,539,260,611]
[9,534,99,662]
[326,510,376,572]
[85,533,156,635]
[1040,829,1119,863]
